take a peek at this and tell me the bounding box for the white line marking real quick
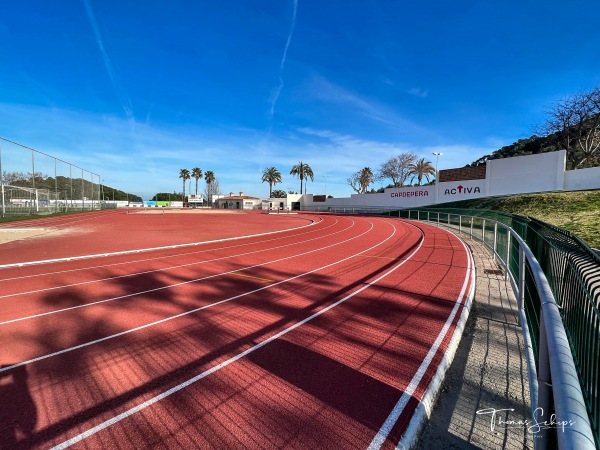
[367,230,475,450]
[0,217,339,283]
[0,218,349,299]
[0,215,318,269]
[0,219,361,326]
[50,219,424,450]
[1,217,391,371]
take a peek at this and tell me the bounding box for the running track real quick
[0,210,474,449]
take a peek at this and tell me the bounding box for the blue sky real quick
[1,0,599,199]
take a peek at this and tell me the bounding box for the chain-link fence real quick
[0,137,101,217]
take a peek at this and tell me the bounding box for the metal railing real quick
[396,208,599,449]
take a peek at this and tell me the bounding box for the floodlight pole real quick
[433,152,443,204]
[0,141,4,217]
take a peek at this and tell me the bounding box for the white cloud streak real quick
[83,0,134,121]
[269,0,298,119]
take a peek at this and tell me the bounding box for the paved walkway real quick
[415,231,533,449]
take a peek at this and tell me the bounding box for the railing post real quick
[493,222,498,261]
[459,215,462,233]
[536,314,553,449]
[517,246,525,322]
[506,231,511,280]
[482,219,486,241]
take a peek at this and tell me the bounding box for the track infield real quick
[0,210,474,449]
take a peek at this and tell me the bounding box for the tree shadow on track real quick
[247,339,401,429]
[7,228,465,448]
[0,366,36,449]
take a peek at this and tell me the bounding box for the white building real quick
[216,192,262,210]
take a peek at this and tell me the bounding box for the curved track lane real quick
[0,213,474,449]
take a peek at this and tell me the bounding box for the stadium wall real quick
[303,150,599,209]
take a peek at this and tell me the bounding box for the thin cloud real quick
[83,0,134,121]
[269,0,298,119]
[406,87,429,98]
[308,75,429,136]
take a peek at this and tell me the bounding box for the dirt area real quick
[130,209,246,214]
[0,228,63,244]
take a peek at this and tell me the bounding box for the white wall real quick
[564,166,600,191]
[295,150,599,210]
[486,150,566,195]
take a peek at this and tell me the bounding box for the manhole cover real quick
[484,269,504,275]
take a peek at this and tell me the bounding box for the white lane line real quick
[50,219,424,450]
[0,217,386,369]
[0,219,351,300]
[0,215,318,269]
[367,230,475,450]
[0,219,363,326]
[0,217,340,283]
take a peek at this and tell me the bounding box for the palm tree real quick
[191,167,203,196]
[272,189,287,198]
[204,170,215,205]
[359,167,374,193]
[261,167,282,197]
[179,168,191,201]
[409,158,435,185]
[290,162,314,195]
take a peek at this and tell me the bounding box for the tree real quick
[272,189,287,198]
[347,167,374,194]
[378,152,417,187]
[261,167,282,197]
[409,158,435,185]
[290,162,314,195]
[204,170,216,205]
[179,168,190,201]
[540,86,600,169]
[191,167,203,196]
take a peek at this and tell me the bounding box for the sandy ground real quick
[0,228,63,244]
[131,208,246,214]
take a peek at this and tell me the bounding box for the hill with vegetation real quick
[468,86,600,170]
[434,190,600,249]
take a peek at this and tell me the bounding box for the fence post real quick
[506,230,511,280]
[493,222,498,261]
[482,219,486,242]
[517,246,525,324]
[0,141,4,217]
[536,313,553,449]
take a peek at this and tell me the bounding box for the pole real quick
[0,141,4,217]
[432,152,442,204]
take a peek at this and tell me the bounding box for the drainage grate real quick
[484,268,504,276]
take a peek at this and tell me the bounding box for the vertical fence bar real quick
[81,168,84,210]
[0,141,4,217]
[506,231,511,281]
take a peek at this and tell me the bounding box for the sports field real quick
[0,209,474,449]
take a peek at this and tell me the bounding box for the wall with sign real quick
[302,150,598,209]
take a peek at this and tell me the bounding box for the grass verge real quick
[434,190,600,249]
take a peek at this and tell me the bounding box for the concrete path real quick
[415,231,533,449]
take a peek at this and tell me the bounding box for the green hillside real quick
[434,190,600,249]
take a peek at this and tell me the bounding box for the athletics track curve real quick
[0,210,474,449]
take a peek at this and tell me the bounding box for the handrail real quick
[407,210,597,449]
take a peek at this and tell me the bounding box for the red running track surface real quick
[0,211,474,449]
